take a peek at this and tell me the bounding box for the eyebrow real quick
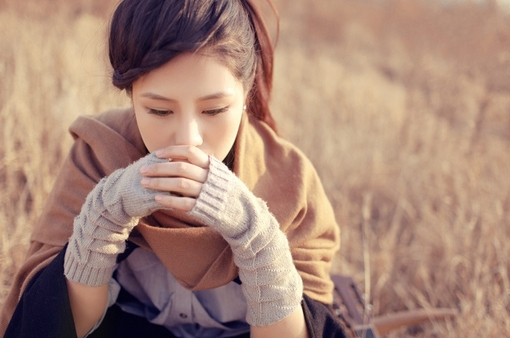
[140,92,233,102]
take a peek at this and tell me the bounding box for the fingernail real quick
[155,150,163,157]
[141,178,150,186]
[140,165,149,174]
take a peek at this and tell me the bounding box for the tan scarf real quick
[1,107,339,332]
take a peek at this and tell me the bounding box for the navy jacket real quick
[5,245,348,338]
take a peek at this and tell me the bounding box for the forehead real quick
[133,52,244,97]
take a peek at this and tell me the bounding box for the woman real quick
[1,0,346,337]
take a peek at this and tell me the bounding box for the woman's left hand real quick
[139,145,210,211]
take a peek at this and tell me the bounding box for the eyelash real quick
[203,106,229,116]
[148,107,229,116]
[148,109,172,116]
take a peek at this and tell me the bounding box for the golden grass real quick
[0,0,128,300]
[1,0,510,336]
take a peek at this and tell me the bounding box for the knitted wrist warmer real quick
[64,152,168,286]
[189,156,304,326]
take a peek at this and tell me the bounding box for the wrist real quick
[189,155,250,237]
[64,247,116,286]
[240,231,304,326]
[64,187,140,286]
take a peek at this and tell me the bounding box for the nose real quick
[175,117,203,147]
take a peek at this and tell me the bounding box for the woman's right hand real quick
[139,145,210,212]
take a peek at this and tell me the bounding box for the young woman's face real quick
[132,52,245,161]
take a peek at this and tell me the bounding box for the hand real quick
[187,156,304,327]
[140,145,210,211]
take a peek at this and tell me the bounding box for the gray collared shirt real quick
[97,247,250,337]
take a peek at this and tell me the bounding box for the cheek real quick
[210,113,243,160]
[135,112,167,152]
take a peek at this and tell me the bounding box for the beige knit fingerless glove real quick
[188,156,303,327]
[64,152,168,286]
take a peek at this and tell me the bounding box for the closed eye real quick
[148,109,173,116]
[203,106,229,116]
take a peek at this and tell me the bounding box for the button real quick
[179,313,188,319]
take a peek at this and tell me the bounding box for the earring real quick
[243,105,247,111]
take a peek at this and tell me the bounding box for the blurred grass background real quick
[1,0,510,336]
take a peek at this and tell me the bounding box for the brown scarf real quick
[1,107,339,332]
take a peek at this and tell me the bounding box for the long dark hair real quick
[108,0,277,131]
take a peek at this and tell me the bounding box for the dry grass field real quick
[1,0,510,336]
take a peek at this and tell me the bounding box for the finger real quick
[155,194,196,211]
[141,161,208,183]
[141,176,203,198]
[155,145,209,168]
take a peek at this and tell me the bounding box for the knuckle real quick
[150,177,161,188]
[151,164,160,175]
[176,178,190,190]
[176,162,188,173]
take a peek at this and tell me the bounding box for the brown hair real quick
[109,0,277,131]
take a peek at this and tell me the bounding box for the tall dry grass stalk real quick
[1,0,510,336]
[0,1,128,299]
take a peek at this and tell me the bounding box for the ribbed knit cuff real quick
[64,249,116,286]
[191,156,249,237]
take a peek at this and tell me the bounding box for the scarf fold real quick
[1,107,339,332]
